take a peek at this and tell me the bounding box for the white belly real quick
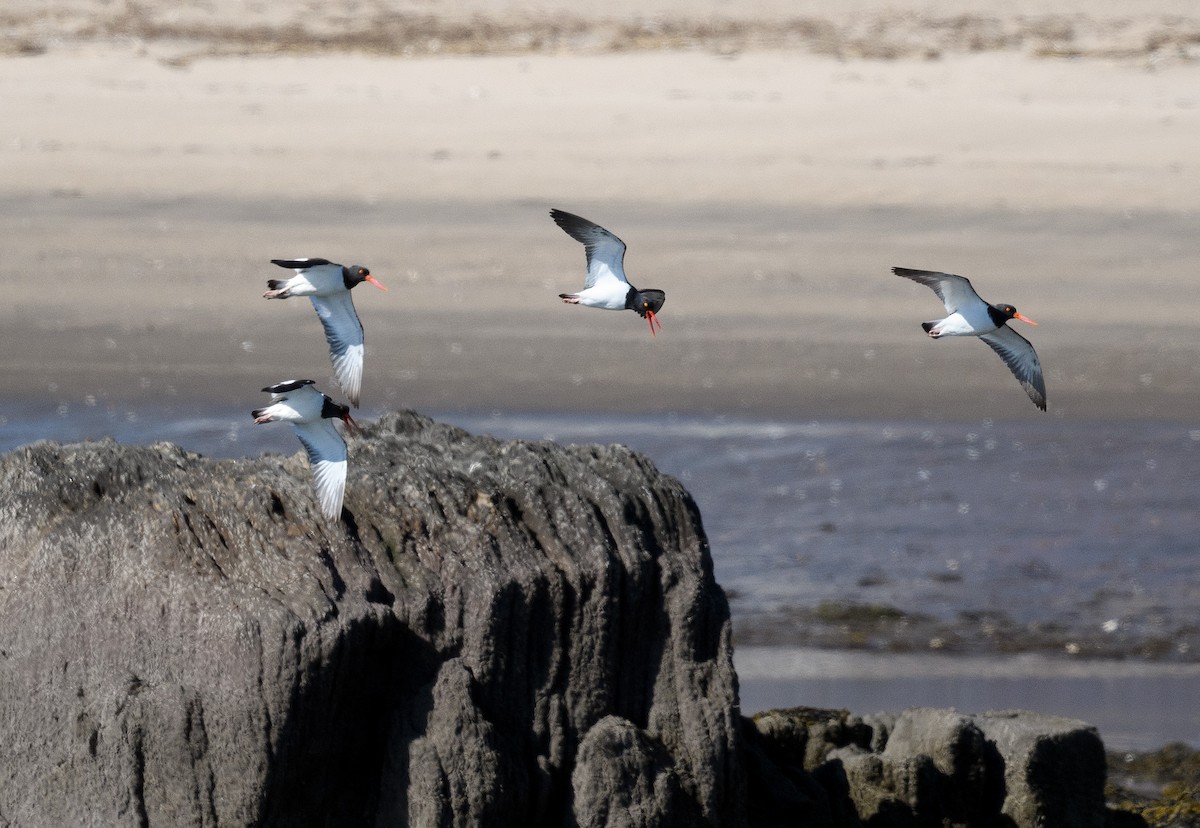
[575,281,629,310]
[932,307,997,336]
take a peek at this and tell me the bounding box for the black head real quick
[320,396,359,433]
[341,265,388,292]
[630,289,666,318]
[319,396,347,420]
[989,303,1038,327]
[626,288,665,336]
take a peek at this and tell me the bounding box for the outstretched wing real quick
[309,293,365,407]
[293,418,348,519]
[271,258,333,270]
[261,379,316,396]
[551,209,629,290]
[893,267,985,315]
[979,326,1048,411]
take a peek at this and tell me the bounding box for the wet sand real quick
[3,6,1200,760]
[2,34,1199,422]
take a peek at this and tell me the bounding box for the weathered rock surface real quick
[0,410,1140,827]
[0,411,741,827]
[746,706,1143,827]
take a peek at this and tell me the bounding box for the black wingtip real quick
[270,258,332,269]
[550,208,587,231]
[261,379,316,394]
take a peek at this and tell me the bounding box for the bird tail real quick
[251,407,270,422]
[921,321,939,336]
[263,280,289,299]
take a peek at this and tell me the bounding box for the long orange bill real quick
[365,275,389,292]
[1013,312,1038,326]
[646,310,662,336]
[342,413,361,435]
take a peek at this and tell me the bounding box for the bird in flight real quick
[251,379,358,519]
[894,267,1047,411]
[551,209,665,336]
[263,258,387,407]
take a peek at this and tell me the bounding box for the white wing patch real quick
[893,268,985,315]
[552,210,630,291]
[293,419,348,519]
[310,292,365,407]
[582,230,629,291]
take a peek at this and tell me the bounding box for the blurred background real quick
[2,0,1199,750]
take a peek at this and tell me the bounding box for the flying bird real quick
[550,209,665,335]
[251,379,358,519]
[263,258,387,407]
[893,267,1047,411]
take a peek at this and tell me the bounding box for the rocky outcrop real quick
[0,410,1138,827]
[0,411,741,827]
[746,706,1141,827]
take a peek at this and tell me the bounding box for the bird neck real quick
[623,285,639,311]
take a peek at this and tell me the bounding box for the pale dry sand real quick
[1,3,1199,424]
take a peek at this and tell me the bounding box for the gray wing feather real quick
[309,293,364,407]
[294,419,348,519]
[893,267,984,314]
[979,326,1047,411]
[551,210,629,290]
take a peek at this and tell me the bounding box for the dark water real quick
[441,411,1200,651]
[735,647,1200,752]
[4,403,1200,749]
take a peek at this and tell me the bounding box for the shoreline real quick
[5,403,1199,671]
[5,3,1200,63]
[736,647,1200,752]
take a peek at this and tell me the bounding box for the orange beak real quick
[1013,312,1038,326]
[365,275,388,292]
[341,412,360,435]
[646,309,662,336]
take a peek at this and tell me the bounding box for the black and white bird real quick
[550,209,665,335]
[894,267,1047,411]
[263,258,388,407]
[251,379,358,519]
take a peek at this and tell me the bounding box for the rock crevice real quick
[0,411,740,827]
[0,411,1135,827]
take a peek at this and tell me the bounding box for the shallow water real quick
[441,411,1200,654]
[4,404,1200,747]
[736,647,1200,752]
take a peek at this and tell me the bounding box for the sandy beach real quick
[2,1,1199,424]
[4,2,1200,783]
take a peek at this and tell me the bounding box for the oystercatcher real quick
[894,267,1047,411]
[251,379,358,519]
[550,209,665,335]
[263,258,387,407]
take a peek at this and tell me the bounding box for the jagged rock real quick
[746,705,1127,828]
[975,710,1109,828]
[570,715,693,827]
[0,411,742,827]
[875,707,1004,824]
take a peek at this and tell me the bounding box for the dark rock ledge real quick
[0,411,1138,827]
